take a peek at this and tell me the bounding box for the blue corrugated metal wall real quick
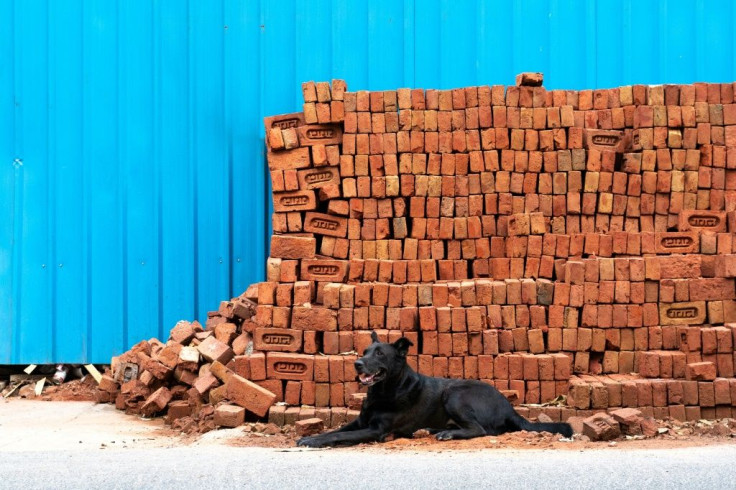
[2,0,736,364]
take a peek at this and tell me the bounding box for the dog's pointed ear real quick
[392,338,413,357]
[371,331,380,343]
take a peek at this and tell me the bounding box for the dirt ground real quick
[4,378,736,452]
[221,421,736,452]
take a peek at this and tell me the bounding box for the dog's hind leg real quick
[434,420,486,441]
[436,395,487,440]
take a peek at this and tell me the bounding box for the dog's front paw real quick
[435,431,454,441]
[296,436,325,448]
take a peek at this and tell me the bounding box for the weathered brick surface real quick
[294,417,325,436]
[141,387,172,417]
[686,362,717,381]
[197,336,234,365]
[226,374,277,417]
[169,321,197,344]
[291,306,338,331]
[270,235,316,259]
[582,412,621,441]
[214,404,246,427]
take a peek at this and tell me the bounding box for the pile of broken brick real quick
[98,73,736,437]
[96,292,276,433]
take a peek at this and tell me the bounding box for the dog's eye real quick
[375,350,384,356]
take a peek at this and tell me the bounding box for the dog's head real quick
[354,332,413,387]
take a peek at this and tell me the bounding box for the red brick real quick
[196,336,234,365]
[685,362,717,381]
[270,234,316,259]
[192,372,219,396]
[226,374,277,417]
[140,387,172,417]
[655,232,699,254]
[214,404,246,427]
[303,212,348,238]
[295,417,325,436]
[267,147,311,171]
[169,321,197,345]
[292,306,337,331]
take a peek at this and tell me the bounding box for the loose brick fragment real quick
[197,336,234,365]
[610,408,643,435]
[169,321,196,344]
[515,72,544,87]
[295,417,325,436]
[141,387,172,417]
[582,413,621,441]
[214,404,246,428]
[226,374,277,417]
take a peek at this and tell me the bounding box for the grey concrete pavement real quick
[3,445,736,490]
[2,400,736,490]
[0,399,178,452]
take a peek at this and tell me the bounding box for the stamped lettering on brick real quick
[666,306,699,319]
[296,124,343,146]
[300,259,348,282]
[690,215,718,227]
[584,130,626,152]
[254,327,303,352]
[266,352,314,380]
[263,112,306,133]
[306,170,334,184]
[312,218,338,231]
[678,210,726,232]
[659,301,706,325]
[311,264,338,274]
[273,118,301,130]
[273,190,317,212]
[661,236,693,248]
[297,167,340,190]
[306,128,336,139]
[655,232,699,254]
[274,361,307,374]
[303,212,348,237]
[264,333,294,345]
[591,134,620,146]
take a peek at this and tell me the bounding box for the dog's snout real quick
[354,359,365,371]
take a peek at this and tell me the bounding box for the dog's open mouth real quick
[358,369,386,386]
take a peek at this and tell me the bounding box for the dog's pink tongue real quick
[359,373,374,384]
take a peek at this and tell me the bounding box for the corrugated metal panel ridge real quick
[1,0,736,363]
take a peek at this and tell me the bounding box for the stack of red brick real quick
[259,74,736,424]
[100,74,736,431]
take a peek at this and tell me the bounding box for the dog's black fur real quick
[297,333,573,448]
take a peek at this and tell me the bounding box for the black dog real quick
[297,333,573,447]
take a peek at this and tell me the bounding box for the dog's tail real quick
[510,412,573,438]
